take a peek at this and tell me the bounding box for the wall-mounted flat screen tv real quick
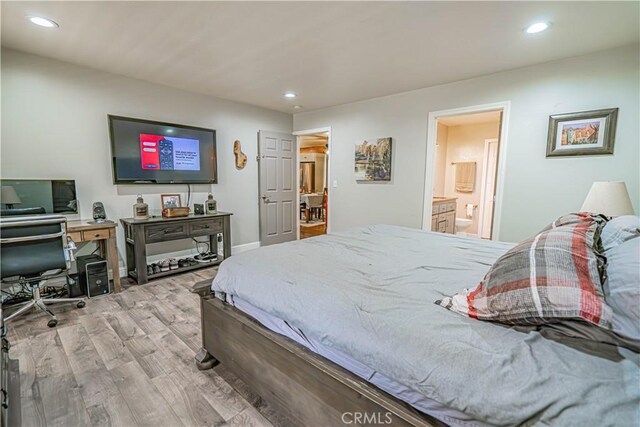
[109,115,217,184]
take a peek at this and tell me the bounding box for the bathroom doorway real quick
[295,129,330,239]
[423,102,509,240]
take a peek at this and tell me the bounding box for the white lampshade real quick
[1,186,21,205]
[581,181,635,217]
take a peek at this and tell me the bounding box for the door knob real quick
[261,195,271,203]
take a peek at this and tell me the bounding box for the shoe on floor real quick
[159,260,170,272]
[169,258,179,270]
[153,263,161,274]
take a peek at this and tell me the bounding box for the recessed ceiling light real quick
[525,22,550,34]
[28,16,59,28]
[284,92,297,99]
[293,105,303,110]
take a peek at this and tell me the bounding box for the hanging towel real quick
[466,203,475,218]
[455,162,475,193]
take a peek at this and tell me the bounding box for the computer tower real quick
[77,254,110,298]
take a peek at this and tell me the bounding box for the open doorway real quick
[423,102,509,240]
[296,131,330,239]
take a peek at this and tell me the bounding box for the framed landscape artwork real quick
[546,108,618,157]
[355,137,393,182]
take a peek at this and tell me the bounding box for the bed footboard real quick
[191,280,219,370]
[192,280,441,427]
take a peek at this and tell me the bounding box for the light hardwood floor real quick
[300,223,326,240]
[6,268,293,427]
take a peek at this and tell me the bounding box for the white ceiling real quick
[2,2,638,113]
[438,111,501,126]
[300,133,329,148]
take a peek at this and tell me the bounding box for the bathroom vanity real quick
[431,197,457,234]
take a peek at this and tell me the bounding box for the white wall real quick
[294,45,640,242]
[1,48,292,267]
[314,153,326,193]
[433,123,448,196]
[443,122,500,235]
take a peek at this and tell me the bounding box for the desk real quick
[120,212,232,285]
[66,220,121,293]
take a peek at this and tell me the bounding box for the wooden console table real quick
[120,212,232,285]
[67,219,121,293]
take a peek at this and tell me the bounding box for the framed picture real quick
[161,194,182,209]
[355,137,392,182]
[546,108,618,157]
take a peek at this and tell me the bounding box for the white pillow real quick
[601,215,640,252]
[605,237,640,345]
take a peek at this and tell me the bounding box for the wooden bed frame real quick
[191,280,442,427]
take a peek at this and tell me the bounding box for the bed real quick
[193,224,639,426]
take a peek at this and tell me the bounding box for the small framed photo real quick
[546,108,618,157]
[161,194,182,209]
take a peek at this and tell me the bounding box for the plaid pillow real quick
[438,213,612,329]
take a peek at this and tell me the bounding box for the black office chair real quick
[1,215,85,327]
[0,207,46,217]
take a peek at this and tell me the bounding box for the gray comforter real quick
[212,225,640,426]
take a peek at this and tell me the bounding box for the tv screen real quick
[108,115,217,184]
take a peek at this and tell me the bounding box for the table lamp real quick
[581,181,635,217]
[1,186,22,209]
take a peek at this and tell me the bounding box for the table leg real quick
[108,236,121,292]
[133,225,148,285]
[222,216,232,259]
[305,208,310,223]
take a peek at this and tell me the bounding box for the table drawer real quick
[189,219,223,236]
[67,231,83,242]
[82,229,111,241]
[145,223,188,242]
[435,203,452,213]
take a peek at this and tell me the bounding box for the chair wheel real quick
[47,319,58,328]
[77,301,86,308]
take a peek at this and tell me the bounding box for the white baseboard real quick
[232,241,260,254]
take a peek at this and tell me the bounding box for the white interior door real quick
[480,139,499,239]
[258,131,297,246]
